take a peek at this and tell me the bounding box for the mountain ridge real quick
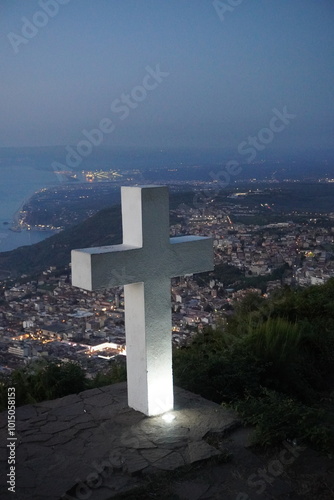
[0,205,122,278]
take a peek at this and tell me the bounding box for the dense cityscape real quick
[1,179,334,377]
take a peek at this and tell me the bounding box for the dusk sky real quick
[1,0,333,153]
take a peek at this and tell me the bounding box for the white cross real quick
[71,186,213,416]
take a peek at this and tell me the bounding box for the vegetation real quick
[0,360,126,410]
[174,279,334,452]
[90,362,127,387]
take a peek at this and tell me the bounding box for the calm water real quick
[0,165,59,252]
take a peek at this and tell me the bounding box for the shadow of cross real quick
[71,186,213,416]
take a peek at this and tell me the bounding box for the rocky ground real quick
[1,383,333,500]
[113,427,334,500]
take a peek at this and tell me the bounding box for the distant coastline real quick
[0,164,59,252]
[10,192,36,230]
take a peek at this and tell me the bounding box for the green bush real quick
[173,281,334,452]
[173,328,267,403]
[234,389,334,452]
[0,360,87,409]
[90,363,127,388]
[0,360,126,411]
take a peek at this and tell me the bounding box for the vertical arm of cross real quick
[124,277,173,416]
[121,186,170,248]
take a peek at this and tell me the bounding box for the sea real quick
[0,165,59,253]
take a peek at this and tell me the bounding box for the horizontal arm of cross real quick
[169,236,214,277]
[72,235,213,292]
[71,245,143,290]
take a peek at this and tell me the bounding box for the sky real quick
[0,0,334,154]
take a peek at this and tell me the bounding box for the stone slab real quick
[0,382,239,500]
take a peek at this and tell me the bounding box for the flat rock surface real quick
[0,383,239,500]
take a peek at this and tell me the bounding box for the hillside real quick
[0,205,123,277]
[0,191,193,278]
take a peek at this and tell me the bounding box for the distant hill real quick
[0,191,193,278]
[0,205,122,278]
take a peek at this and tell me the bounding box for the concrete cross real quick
[71,186,213,416]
